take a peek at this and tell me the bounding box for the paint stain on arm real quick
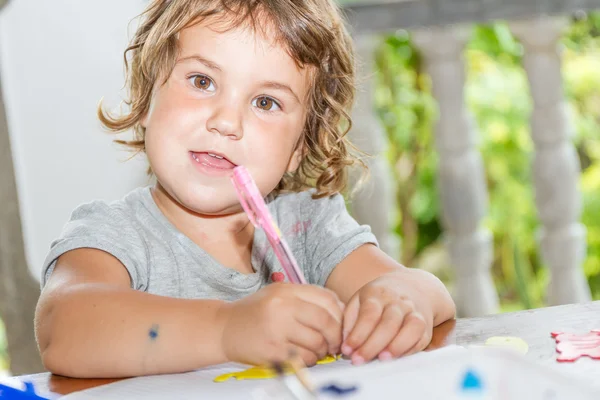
[149,324,159,341]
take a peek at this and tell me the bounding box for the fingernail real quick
[341,344,353,355]
[378,351,393,361]
[352,354,364,366]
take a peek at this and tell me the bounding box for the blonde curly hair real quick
[99,0,366,198]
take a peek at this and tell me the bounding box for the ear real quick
[286,142,305,173]
[140,99,153,129]
[140,113,148,129]
[141,85,159,128]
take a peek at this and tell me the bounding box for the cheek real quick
[255,115,303,147]
[248,128,297,166]
[145,82,206,136]
[146,105,205,147]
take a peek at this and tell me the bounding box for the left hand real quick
[340,274,434,365]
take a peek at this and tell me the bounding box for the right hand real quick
[220,283,344,367]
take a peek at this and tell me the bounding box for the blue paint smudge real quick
[319,383,358,396]
[149,324,159,340]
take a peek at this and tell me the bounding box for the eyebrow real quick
[177,54,222,71]
[177,54,301,103]
[259,81,301,104]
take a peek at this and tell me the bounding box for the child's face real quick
[143,17,310,216]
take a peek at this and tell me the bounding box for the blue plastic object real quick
[461,369,483,391]
[0,381,49,399]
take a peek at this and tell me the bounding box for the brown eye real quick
[192,75,213,90]
[254,96,280,111]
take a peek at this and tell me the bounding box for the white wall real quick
[0,0,150,279]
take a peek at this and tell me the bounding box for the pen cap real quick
[231,165,279,237]
[231,166,259,226]
[232,165,252,186]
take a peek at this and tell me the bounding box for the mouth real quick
[190,151,237,170]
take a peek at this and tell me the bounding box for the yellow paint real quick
[214,366,279,382]
[316,354,338,365]
[484,336,529,355]
[214,355,339,382]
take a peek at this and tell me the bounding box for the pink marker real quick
[231,166,307,284]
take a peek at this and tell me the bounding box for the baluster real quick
[349,35,401,260]
[510,17,591,305]
[412,26,499,316]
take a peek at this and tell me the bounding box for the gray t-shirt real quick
[41,187,378,301]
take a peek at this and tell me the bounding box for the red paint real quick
[290,220,312,236]
[271,272,285,282]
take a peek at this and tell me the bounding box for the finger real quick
[287,323,328,361]
[403,326,433,357]
[342,295,360,343]
[341,295,360,357]
[295,300,342,355]
[342,298,383,360]
[293,346,319,367]
[294,286,344,324]
[353,304,406,363]
[385,312,427,358]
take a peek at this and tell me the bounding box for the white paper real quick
[62,346,600,400]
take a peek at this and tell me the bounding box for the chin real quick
[187,201,241,216]
[176,187,241,216]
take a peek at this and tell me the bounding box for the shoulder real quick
[68,186,150,226]
[42,187,153,288]
[54,187,153,252]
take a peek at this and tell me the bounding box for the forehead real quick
[177,14,313,88]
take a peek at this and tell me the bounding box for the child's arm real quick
[36,248,228,378]
[324,244,456,364]
[36,248,344,378]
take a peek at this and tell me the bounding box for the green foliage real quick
[375,14,600,310]
[374,31,442,262]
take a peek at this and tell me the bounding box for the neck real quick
[151,183,253,247]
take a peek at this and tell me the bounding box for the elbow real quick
[40,344,68,377]
[35,298,83,378]
[36,320,78,377]
[40,343,88,378]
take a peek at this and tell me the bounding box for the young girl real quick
[35,0,455,379]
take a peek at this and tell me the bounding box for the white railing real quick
[345,2,594,316]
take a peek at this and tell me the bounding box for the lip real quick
[191,150,236,166]
[189,151,237,177]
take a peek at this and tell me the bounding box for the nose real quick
[205,100,243,140]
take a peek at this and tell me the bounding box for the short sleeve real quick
[304,194,378,286]
[41,200,149,291]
